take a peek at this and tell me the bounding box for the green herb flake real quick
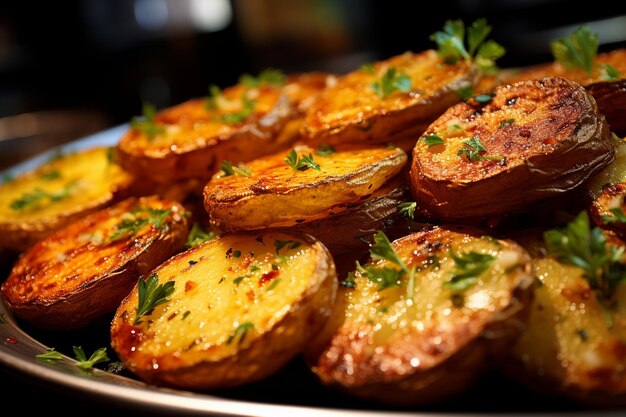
[227,322,254,345]
[360,62,375,74]
[499,119,515,129]
[275,240,301,254]
[131,102,164,140]
[341,271,357,288]
[357,261,404,291]
[551,26,598,75]
[134,273,175,325]
[186,223,217,248]
[110,207,171,241]
[182,310,191,320]
[73,346,110,370]
[316,144,336,156]
[233,276,246,285]
[239,68,286,88]
[267,279,281,291]
[423,134,444,148]
[41,169,61,181]
[456,86,474,101]
[36,348,63,363]
[285,149,320,171]
[10,183,77,211]
[222,95,256,124]
[457,136,501,162]
[601,64,621,81]
[233,250,242,258]
[220,160,251,177]
[602,208,626,224]
[398,202,417,220]
[445,249,495,291]
[205,84,223,110]
[371,67,412,99]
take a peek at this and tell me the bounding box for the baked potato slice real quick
[118,73,331,183]
[1,196,189,329]
[507,213,626,405]
[505,49,626,135]
[110,231,336,389]
[410,77,614,221]
[0,147,136,251]
[203,145,407,231]
[302,50,479,151]
[311,228,534,405]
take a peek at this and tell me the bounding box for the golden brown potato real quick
[410,77,614,222]
[505,49,626,135]
[1,196,189,329]
[589,182,626,234]
[302,50,479,151]
[204,145,407,231]
[118,73,331,183]
[111,232,336,390]
[311,228,534,405]
[507,220,626,406]
[0,147,137,251]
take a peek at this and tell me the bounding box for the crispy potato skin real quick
[506,49,626,135]
[302,50,479,151]
[410,77,614,221]
[118,74,331,183]
[110,232,337,390]
[505,252,626,406]
[1,196,188,329]
[204,146,407,231]
[311,227,534,405]
[0,147,137,251]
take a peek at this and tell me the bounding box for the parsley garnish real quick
[499,119,515,129]
[220,160,251,177]
[41,169,61,181]
[222,95,255,124]
[601,64,621,81]
[341,271,357,288]
[551,26,598,76]
[545,211,626,301]
[131,102,164,140]
[456,86,475,101]
[457,136,501,162]
[36,348,63,363]
[186,222,216,248]
[110,207,171,241]
[423,134,444,147]
[275,240,301,253]
[73,346,109,370]
[430,18,505,72]
[360,63,375,74]
[445,249,495,291]
[602,208,626,224]
[134,273,175,325]
[10,183,77,211]
[316,144,336,156]
[227,322,254,345]
[285,149,320,171]
[371,67,412,99]
[398,202,417,219]
[267,279,281,291]
[239,68,286,88]
[205,85,222,110]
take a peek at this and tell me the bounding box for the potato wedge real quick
[505,49,626,135]
[204,145,407,231]
[507,220,626,405]
[302,50,479,151]
[1,196,188,329]
[311,228,534,405]
[110,232,336,389]
[117,73,330,183]
[410,77,614,221]
[0,147,136,251]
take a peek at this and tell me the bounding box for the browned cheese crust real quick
[410,77,614,221]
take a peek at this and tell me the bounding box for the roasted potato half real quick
[302,50,479,151]
[204,145,407,231]
[117,73,330,183]
[1,196,189,329]
[507,218,626,405]
[311,228,534,405]
[505,49,626,135]
[0,147,136,251]
[410,77,614,221]
[111,232,336,390]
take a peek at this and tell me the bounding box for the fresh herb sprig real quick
[134,273,175,325]
[239,68,286,88]
[220,160,251,177]
[186,223,216,248]
[457,136,501,162]
[73,346,110,370]
[423,134,444,148]
[371,67,412,99]
[551,26,598,76]
[602,207,626,224]
[601,64,621,81]
[110,207,171,241]
[131,102,164,140]
[430,18,505,72]
[221,95,255,124]
[285,149,320,171]
[36,348,63,363]
[445,249,495,291]
[398,202,417,219]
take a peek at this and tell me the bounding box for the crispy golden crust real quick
[1,196,188,329]
[302,50,479,151]
[110,232,337,390]
[311,227,534,405]
[0,147,137,251]
[410,77,614,221]
[203,146,407,231]
[117,74,331,183]
[589,182,626,235]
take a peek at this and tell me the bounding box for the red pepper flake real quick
[246,290,255,301]
[185,280,197,292]
[5,337,17,345]
[259,270,280,287]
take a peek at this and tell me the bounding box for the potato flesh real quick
[0,147,131,222]
[511,258,626,393]
[119,233,322,365]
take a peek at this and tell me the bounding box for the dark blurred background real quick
[1,0,626,168]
